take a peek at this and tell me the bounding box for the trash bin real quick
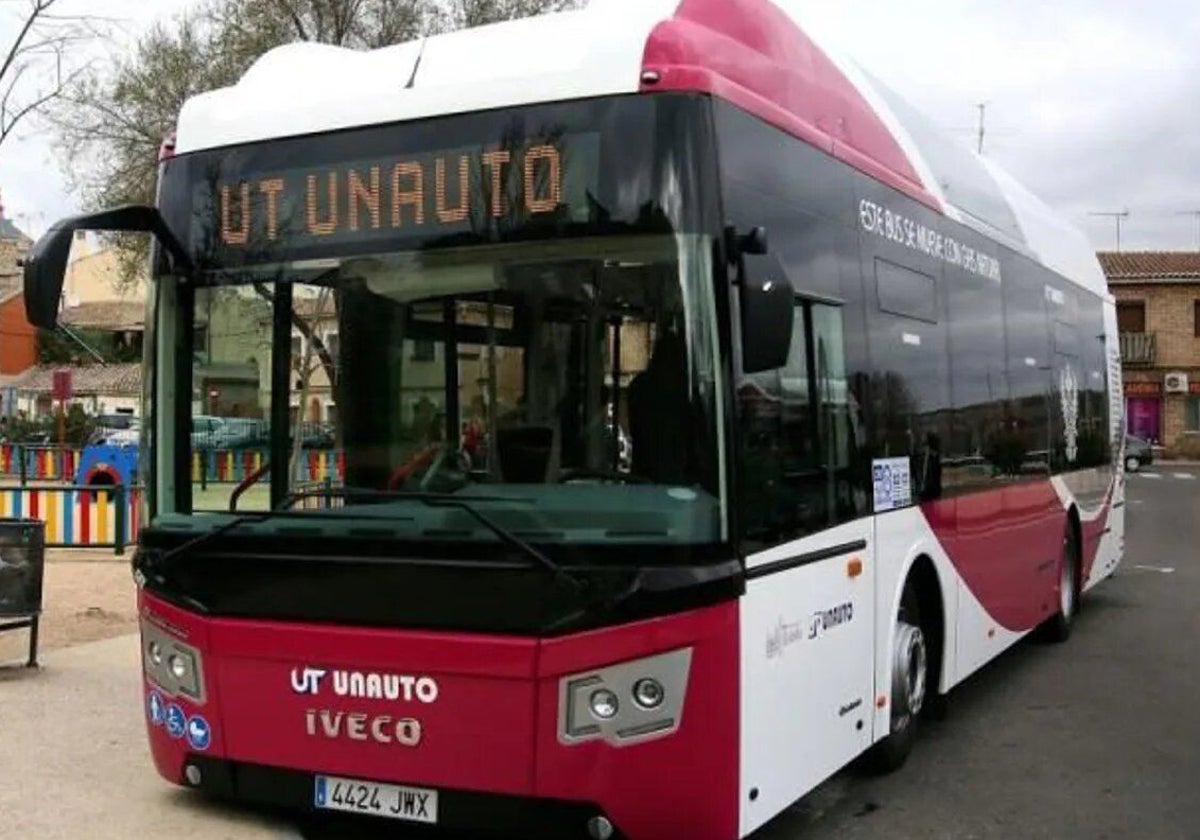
[0,518,45,667]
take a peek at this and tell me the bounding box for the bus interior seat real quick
[628,330,689,484]
[496,424,559,483]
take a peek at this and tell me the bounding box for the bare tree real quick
[288,285,336,489]
[0,0,105,149]
[50,0,575,282]
[437,0,579,29]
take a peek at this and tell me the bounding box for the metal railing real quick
[1119,332,1156,367]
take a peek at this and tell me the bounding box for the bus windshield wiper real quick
[327,488,583,590]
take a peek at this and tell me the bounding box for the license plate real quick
[314,774,438,824]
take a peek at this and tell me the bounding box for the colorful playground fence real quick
[191,449,344,484]
[0,444,82,483]
[0,484,140,552]
[1,444,344,486]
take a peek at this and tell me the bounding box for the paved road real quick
[0,635,288,840]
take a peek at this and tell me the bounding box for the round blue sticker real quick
[147,690,165,727]
[186,715,212,751]
[165,703,186,739]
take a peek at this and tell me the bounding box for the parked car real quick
[191,415,268,450]
[1124,434,1153,472]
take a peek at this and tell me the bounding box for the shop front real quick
[1124,380,1162,443]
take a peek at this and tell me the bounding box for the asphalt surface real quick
[3,467,1196,839]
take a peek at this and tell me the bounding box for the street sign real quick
[51,370,72,402]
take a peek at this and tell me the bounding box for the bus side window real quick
[737,300,860,552]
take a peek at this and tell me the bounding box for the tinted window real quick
[1077,291,1112,468]
[945,268,1007,492]
[737,302,861,550]
[867,258,950,502]
[1000,261,1052,476]
[715,99,868,548]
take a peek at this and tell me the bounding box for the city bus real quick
[22,1,1125,838]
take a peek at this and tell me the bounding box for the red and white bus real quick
[24,1,1125,838]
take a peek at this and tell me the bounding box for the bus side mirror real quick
[22,225,79,328]
[729,224,791,373]
[22,204,194,329]
[740,273,793,373]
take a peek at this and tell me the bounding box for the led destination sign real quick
[193,133,600,265]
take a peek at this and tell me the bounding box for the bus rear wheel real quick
[861,583,927,774]
[1041,522,1080,643]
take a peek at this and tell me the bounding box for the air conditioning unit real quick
[1164,372,1189,394]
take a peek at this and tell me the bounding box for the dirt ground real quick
[0,551,138,666]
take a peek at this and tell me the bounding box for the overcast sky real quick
[2,0,1198,251]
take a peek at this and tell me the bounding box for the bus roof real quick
[173,0,1106,298]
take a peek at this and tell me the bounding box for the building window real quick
[193,324,208,354]
[1194,301,1200,338]
[1116,301,1145,333]
[412,340,435,362]
[1187,396,1200,433]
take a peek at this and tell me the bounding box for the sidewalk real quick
[0,634,296,839]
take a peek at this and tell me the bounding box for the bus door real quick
[739,297,875,834]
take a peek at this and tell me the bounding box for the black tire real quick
[1124,455,1140,473]
[860,583,928,774]
[1041,521,1080,643]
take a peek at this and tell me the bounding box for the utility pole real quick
[1088,210,1130,251]
[976,102,988,155]
[1174,210,1200,249]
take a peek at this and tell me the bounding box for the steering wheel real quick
[558,468,651,485]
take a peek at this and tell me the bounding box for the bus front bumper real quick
[138,589,740,840]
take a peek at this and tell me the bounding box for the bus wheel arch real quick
[861,553,946,774]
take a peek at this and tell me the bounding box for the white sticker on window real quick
[872,457,912,513]
[901,332,922,346]
[1025,357,1037,367]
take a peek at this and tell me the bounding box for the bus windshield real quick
[146,94,728,552]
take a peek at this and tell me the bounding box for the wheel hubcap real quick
[891,622,926,729]
[1061,550,1076,619]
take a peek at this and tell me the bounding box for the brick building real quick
[0,206,35,394]
[1099,251,1200,457]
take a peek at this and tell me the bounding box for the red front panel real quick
[139,591,740,840]
[535,602,740,840]
[211,620,540,794]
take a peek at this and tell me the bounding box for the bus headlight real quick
[632,678,665,710]
[559,648,691,746]
[169,653,190,680]
[141,619,206,705]
[589,689,619,719]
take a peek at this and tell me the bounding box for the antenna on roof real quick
[404,37,428,90]
[1088,209,1130,251]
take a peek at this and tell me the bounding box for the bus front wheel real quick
[861,583,928,774]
